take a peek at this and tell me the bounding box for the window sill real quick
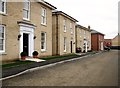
[23,18,30,22]
[41,50,46,53]
[41,23,47,27]
[0,12,8,16]
[0,52,7,55]
[64,50,66,53]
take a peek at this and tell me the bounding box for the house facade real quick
[52,11,78,55]
[0,0,56,63]
[111,34,120,49]
[91,30,104,51]
[75,24,91,52]
[112,34,120,46]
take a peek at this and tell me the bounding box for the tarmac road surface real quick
[2,50,118,86]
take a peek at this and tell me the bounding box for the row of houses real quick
[0,0,105,63]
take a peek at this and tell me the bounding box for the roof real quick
[76,24,91,32]
[91,29,105,35]
[37,0,57,10]
[52,10,78,22]
[112,33,120,40]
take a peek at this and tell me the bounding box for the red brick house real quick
[91,30,104,51]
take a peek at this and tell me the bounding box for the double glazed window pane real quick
[41,8,46,24]
[41,33,46,50]
[0,0,5,12]
[23,10,28,19]
[0,26,4,38]
[64,37,66,51]
[23,0,29,19]
[0,25,4,51]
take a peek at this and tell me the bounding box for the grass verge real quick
[2,60,34,69]
[40,53,80,60]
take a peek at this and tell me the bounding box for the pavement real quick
[1,51,98,80]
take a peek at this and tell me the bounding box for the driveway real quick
[2,50,118,86]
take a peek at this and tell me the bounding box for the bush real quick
[76,47,81,53]
[20,52,27,57]
[32,51,38,56]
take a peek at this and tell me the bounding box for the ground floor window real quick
[41,32,46,51]
[0,25,5,52]
[64,37,66,52]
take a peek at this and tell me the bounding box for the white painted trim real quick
[19,24,34,57]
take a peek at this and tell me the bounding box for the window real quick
[70,22,73,34]
[23,0,30,20]
[84,30,86,39]
[63,19,66,32]
[41,7,46,25]
[0,25,5,52]
[80,40,82,47]
[41,32,46,51]
[0,0,6,14]
[64,37,66,52]
[80,30,82,38]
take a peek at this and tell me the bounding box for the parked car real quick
[104,46,110,51]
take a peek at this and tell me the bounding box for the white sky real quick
[45,0,119,39]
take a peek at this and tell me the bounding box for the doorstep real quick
[26,57,45,62]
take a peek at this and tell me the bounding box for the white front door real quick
[19,23,34,56]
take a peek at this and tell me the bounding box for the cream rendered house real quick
[75,24,91,52]
[52,11,78,55]
[0,0,56,63]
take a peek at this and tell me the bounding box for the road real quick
[2,50,118,86]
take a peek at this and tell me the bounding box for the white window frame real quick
[41,7,46,25]
[63,19,67,32]
[0,0,6,14]
[70,22,73,34]
[23,0,30,21]
[64,37,66,52]
[0,25,5,53]
[41,32,46,51]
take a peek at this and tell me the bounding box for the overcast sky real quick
[45,0,119,39]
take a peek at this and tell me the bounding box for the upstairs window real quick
[0,25,5,52]
[41,7,46,25]
[63,19,66,32]
[84,30,86,39]
[23,0,30,20]
[80,30,82,38]
[70,22,73,34]
[0,0,6,14]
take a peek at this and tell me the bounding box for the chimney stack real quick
[88,25,90,29]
